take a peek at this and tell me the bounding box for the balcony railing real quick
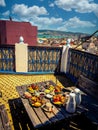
[67,49,98,83]
[0,45,15,71]
[28,46,62,73]
[0,44,98,83]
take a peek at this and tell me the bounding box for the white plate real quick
[41,105,50,112]
[46,94,53,99]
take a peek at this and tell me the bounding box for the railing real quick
[0,45,62,73]
[28,46,62,73]
[0,45,15,72]
[66,48,98,83]
[0,45,98,83]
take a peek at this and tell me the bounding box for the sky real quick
[0,0,98,34]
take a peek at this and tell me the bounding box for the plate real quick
[31,102,42,107]
[29,96,43,107]
[46,94,53,99]
[52,101,63,106]
[51,94,66,106]
[41,105,51,112]
[41,103,54,112]
[39,92,46,96]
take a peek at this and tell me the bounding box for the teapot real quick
[66,92,76,113]
[74,88,81,106]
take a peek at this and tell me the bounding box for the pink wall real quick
[0,20,37,46]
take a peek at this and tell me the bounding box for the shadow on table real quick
[8,97,97,130]
[8,98,34,130]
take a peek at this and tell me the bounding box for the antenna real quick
[9,16,12,21]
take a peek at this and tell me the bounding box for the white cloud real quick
[11,3,63,30]
[93,4,98,17]
[12,4,48,17]
[57,16,96,31]
[29,16,63,29]
[49,3,54,7]
[0,0,6,6]
[54,0,98,16]
[11,8,96,31]
[33,16,62,24]
[20,15,95,31]
[57,26,67,31]
[2,10,10,16]
[65,17,95,28]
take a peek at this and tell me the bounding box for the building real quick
[0,20,37,46]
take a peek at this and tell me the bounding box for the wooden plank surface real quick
[51,104,65,120]
[17,86,43,128]
[0,116,4,130]
[33,107,50,125]
[0,105,12,130]
[24,103,42,129]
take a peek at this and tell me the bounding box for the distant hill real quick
[38,30,88,39]
[38,29,87,35]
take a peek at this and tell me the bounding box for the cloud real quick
[0,0,6,6]
[65,17,95,28]
[11,3,63,30]
[2,10,10,16]
[12,4,48,17]
[93,4,98,17]
[57,16,96,31]
[33,16,62,24]
[11,5,96,31]
[49,3,55,7]
[20,15,95,31]
[29,16,63,29]
[54,0,98,16]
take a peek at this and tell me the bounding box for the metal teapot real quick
[66,92,76,113]
[74,88,81,106]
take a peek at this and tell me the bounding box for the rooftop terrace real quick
[0,45,98,130]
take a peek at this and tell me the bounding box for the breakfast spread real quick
[23,81,68,109]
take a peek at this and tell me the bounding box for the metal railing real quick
[28,46,62,73]
[0,45,97,83]
[0,45,62,73]
[66,48,98,83]
[0,45,15,72]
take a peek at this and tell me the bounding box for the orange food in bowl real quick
[53,94,66,104]
[34,102,42,107]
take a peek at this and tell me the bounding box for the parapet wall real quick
[0,44,97,83]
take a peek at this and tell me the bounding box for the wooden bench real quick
[0,104,12,130]
[76,75,98,127]
[77,75,98,100]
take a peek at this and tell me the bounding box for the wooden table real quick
[16,80,98,129]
